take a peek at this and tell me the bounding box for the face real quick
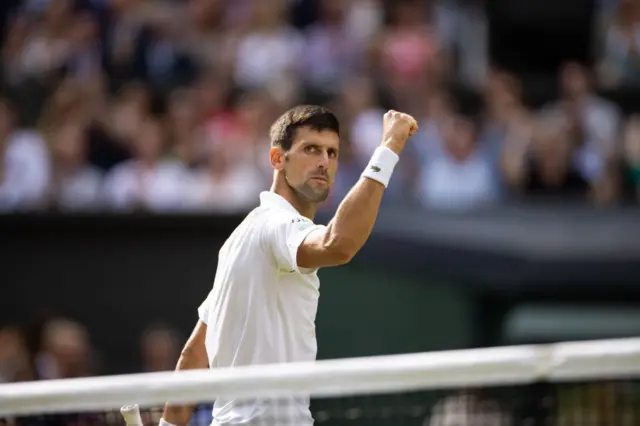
[271,127,340,203]
[52,124,85,162]
[561,63,589,98]
[444,118,476,161]
[134,121,164,161]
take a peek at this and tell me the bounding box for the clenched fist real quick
[382,110,419,155]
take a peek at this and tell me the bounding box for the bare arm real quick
[298,110,418,269]
[161,320,209,426]
[297,177,385,268]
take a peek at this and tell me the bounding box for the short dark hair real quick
[270,105,339,151]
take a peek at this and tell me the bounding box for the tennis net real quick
[0,338,639,426]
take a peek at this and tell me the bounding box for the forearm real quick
[162,323,209,426]
[323,176,386,261]
[297,111,416,269]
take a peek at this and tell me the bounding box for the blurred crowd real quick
[0,318,221,425]
[0,0,639,214]
[0,318,180,381]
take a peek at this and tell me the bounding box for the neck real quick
[270,177,317,220]
[54,159,81,175]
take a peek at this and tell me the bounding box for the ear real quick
[269,147,286,171]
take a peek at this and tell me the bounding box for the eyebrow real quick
[302,140,339,151]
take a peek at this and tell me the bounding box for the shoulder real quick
[7,131,47,156]
[81,166,104,183]
[105,161,134,178]
[257,206,317,243]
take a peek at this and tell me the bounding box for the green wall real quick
[316,265,473,360]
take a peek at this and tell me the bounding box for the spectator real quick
[0,97,50,212]
[18,0,76,82]
[370,0,444,112]
[2,14,31,87]
[540,62,621,204]
[597,0,640,88]
[64,11,102,83]
[45,122,103,212]
[106,81,150,144]
[481,70,532,162]
[232,0,304,95]
[414,89,456,161]
[342,75,385,166]
[180,0,234,74]
[134,8,197,93]
[415,115,498,210]
[102,117,189,212]
[622,114,640,202]
[185,141,264,213]
[35,318,96,379]
[0,326,35,383]
[166,87,205,169]
[501,117,591,201]
[302,0,359,98]
[140,325,181,373]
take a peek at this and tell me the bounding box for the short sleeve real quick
[263,215,326,274]
[197,291,212,324]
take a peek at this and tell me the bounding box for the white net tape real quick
[0,338,639,418]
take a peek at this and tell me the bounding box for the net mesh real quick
[3,382,640,426]
[1,339,639,426]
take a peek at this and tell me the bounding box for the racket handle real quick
[121,404,144,426]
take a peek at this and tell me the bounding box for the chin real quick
[301,188,330,203]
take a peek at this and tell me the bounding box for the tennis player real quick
[148,105,417,426]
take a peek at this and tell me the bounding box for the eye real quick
[328,149,338,158]
[305,145,319,153]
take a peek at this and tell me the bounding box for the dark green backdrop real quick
[0,215,472,374]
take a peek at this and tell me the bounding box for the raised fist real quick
[381,110,419,155]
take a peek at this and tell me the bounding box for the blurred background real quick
[1,0,640,407]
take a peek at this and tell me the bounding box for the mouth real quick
[309,176,329,184]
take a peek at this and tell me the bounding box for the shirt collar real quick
[259,191,300,215]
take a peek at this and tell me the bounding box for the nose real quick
[317,151,330,169]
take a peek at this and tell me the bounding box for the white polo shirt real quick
[198,191,326,426]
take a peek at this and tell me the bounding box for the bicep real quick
[263,218,348,272]
[297,227,350,269]
[179,320,208,368]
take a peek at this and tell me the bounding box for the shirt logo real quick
[369,165,381,172]
[292,217,312,232]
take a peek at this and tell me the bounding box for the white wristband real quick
[159,419,178,426]
[361,146,399,188]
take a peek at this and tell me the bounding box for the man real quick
[159,105,417,426]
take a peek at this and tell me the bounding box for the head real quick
[188,0,223,30]
[51,122,87,167]
[0,326,33,382]
[486,70,521,107]
[623,114,640,163]
[0,97,16,142]
[560,62,591,99]
[250,0,286,29]
[443,116,478,162]
[319,0,346,24]
[140,325,180,372]
[41,318,90,378]
[167,88,197,133]
[133,119,165,163]
[270,105,340,205]
[532,118,572,184]
[426,89,455,121]
[392,0,425,27]
[342,76,378,113]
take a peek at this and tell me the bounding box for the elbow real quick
[324,238,357,265]
[331,247,354,265]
